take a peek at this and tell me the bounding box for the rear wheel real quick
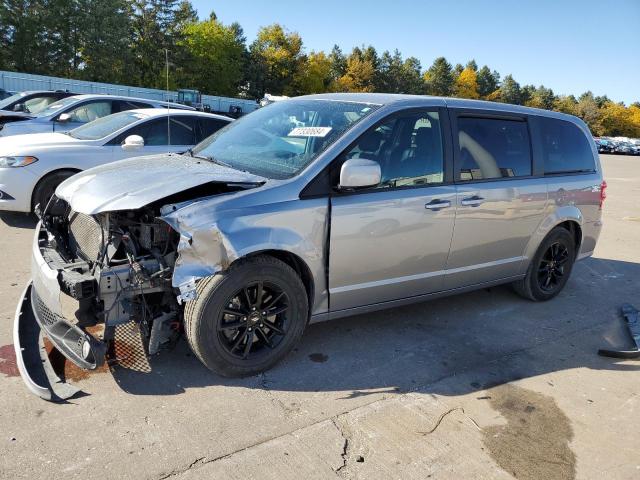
[184,255,308,377]
[31,170,76,212]
[513,227,576,301]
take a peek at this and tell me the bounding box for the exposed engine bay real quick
[39,197,183,363]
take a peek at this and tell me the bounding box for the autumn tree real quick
[454,67,479,99]
[248,23,303,97]
[553,95,578,115]
[335,49,376,92]
[575,92,603,135]
[294,51,332,94]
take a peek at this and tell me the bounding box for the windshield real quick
[69,111,150,140]
[0,92,26,110]
[36,96,80,117]
[191,99,379,179]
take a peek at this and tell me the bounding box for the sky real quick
[190,0,639,104]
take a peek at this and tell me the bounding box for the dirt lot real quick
[0,154,638,480]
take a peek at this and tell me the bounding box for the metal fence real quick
[0,70,260,114]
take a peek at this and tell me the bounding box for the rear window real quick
[457,117,532,181]
[539,117,595,174]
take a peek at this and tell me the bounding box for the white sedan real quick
[0,108,232,212]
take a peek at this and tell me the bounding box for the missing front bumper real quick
[13,283,81,402]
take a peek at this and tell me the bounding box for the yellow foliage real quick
[335,56,375,93]
[454,68,479,99]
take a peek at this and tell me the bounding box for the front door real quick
[329,109,456,312]
[444,112,547,289]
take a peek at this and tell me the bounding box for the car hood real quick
[0,132,77,154]
[0,110,34,121]
[55,154,265,215]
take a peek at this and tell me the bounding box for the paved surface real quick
[0,154,639,480]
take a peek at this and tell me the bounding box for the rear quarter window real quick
[539,117,595,174]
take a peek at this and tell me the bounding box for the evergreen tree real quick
[476,65,500,97]
[499,74,522,104]
[424,57,454,96]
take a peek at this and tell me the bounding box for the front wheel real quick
[184,255,309,377]
[513,227,576,301]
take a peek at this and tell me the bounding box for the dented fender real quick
[161,195,330,311]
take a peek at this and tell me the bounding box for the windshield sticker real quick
[288,126,332,137]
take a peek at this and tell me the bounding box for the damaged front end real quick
[14,168,262,401]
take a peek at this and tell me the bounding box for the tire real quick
[513,227,577,301]
[184,255,309,377]
[31,171,76,212]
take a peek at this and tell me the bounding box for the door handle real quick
[425,200,451,211]
[460,196,484,207]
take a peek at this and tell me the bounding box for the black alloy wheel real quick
[218,281,290,360]
[537,242,570,292]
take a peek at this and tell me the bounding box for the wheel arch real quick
[31,168,82,211]
[521,207,584,273]
[240,249,315,315]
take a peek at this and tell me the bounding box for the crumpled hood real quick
[0,132,76,154]
[56,153,265,214]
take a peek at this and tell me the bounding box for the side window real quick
[24,96,57,114]
[168,116,197,145]
[198,118,229,142]
[113,100,153,112]
[341,111,444,188]
[66,101,112,123]
[457,117,531,181]
[138,117,197,146]
[539,117,595,174]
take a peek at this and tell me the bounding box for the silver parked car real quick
[14,94,605,400]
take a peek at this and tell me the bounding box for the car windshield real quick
[69,111,150,140]
[35,96,81,117]
[191,99,379,179]
[0,92,27,110]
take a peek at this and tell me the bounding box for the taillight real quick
[599,180,607,210]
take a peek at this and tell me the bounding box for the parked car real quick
[0,109,232,213]
[614,141,636,155]
[0,94,194,137]
[0,88,14,100]
[14,94,605,400]
[0,90,75,116]
[594,138,615,154]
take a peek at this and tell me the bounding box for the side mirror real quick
[12,103,24,112]
[339,158,381,189]
[121,135,145,151]
[57,113,71,123]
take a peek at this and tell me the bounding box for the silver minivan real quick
[15,94,605,400]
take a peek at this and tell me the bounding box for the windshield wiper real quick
[192,153,235,169]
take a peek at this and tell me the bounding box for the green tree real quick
[575,91,603,135]
[526,85,555,110]
[294,51,332,94]
[79,0,135,83]
[178,16,246,96]
[248,23,303,97]
[328,44,347,83]
[553,95,578,115]
[130,0,194,89]
[498,74,522,104]
[0,0,48,73]
[424,57,454,96]
[476,65,500,97]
